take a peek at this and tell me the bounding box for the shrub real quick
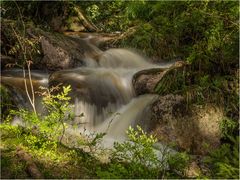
[10,85,73,143]
[97,126,190,179]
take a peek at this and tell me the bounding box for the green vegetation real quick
[1,1,239,179]
[83,1,239,126]
[10,85,73,143]
[1,122,190,179]
[97,126,190,179]
[0,123,96,179]
[205,136,239,179]
[0,85,15,121]
[0,86,190,178]
[97,126,163,179]
[205,118,239,179]
[1,84,239,178]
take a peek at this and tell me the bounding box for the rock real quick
[184,161,201,178]
[39,31,102,71]
[48,68,129,108]
[132,61,186,95]
[133,68,166,95]
[16,146,43,179]
[150,95,223,155]
[1,19,102,71]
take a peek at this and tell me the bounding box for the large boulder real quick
[150,94,223,155]
[1,20,102,71]
[33,27,103,70]
[39,31,102,70]
[48,68,131,108]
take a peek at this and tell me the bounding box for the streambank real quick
[1,21,224,157]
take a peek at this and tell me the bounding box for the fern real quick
[205,136,239,179]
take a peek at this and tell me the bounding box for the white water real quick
[98,48,154,68]
[57,48,168,149]
[1,43,172,149]
[96,94,158,148]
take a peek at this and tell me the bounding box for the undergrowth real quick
[1,85,188,179]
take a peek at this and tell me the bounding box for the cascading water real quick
[0,36,168,148]
[1,69,49,112]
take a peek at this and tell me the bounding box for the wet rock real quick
[132,61,186,95]
[133,68,166,95]
[39,31,102,71]
[150,95,223,155]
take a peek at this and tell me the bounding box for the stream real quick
[1,34,173,149]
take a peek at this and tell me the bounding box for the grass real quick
[0,124,102,179]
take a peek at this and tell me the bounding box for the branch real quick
[27,61,36,114]
[23,66,36,114]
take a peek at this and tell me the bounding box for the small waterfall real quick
[97,94,157,138]
[96,94,158,148]
[83,48,155,69]
[49,67,137,126]
[1,41,166,148]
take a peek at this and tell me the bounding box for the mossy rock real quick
[132,61,187,96]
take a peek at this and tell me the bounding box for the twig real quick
[27,61,36,114]
[106,112,120,131]
[22,66,36,114]
[13,1,26,37]
[11,2,37,115]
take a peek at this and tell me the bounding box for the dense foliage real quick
[2,1,239,72]
[84,1,239,69]
[0,1,239,179]
[84,1,239,120]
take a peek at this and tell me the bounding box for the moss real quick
[1,149,29,179]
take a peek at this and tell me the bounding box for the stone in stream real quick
[132,61,186,95]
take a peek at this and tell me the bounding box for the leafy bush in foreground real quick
[10,85,73,144]
[97,126,190,179]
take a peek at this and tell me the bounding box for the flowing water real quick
[1,35,172,149]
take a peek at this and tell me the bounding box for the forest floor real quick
[1,128,102,179]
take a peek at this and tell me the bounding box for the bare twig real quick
[11,2,37,115]
[13,1,26,37]
[22,65,36,115]
[27,61,36,114]
[106,112,120,132]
